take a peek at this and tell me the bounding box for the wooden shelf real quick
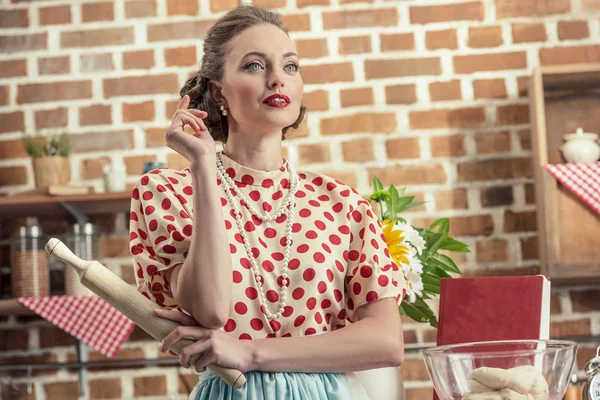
[529,63,600,285]
[0,298,36,316]
[0,191,132,218]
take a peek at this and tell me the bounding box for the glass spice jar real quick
[10,218,50,298]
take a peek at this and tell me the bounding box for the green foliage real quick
[371,177,470,328]
[22,130,71,158]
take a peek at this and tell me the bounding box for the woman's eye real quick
[285,63,300,73]
[244,62,263,71]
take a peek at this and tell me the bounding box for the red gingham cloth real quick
[18,295,135,358]
[545,162,600,215]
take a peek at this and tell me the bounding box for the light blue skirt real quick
[190,368,356,400]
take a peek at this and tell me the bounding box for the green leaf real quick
[372,176,384,193]
[423,282,440,294]
[400,200,426,212]
[430,253,462,274]
[439,237,471,252]
[424,232,448,260]
[413,298,438,328]
[400,302,429,324]
[421,272,441,286]
[429,218,450,234]
[387,185,399,220]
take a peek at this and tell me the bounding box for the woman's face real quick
[218,23,303,136]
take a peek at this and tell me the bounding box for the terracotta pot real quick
[32,156,70,188]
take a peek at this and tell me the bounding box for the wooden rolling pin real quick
[45,237,246,389]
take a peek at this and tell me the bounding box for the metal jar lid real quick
[66,223,100,236]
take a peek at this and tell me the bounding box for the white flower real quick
[393,222,425,255]
[405,270,424,303]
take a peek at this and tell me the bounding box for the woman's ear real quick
[208,80,227,108]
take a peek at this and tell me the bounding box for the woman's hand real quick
[165,94,216,162]
[155,308,254,373]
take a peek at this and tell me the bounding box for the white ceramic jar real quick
[103,161,127,192]
[560,128,600,164]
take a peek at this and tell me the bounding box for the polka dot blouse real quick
[129,152,407,339]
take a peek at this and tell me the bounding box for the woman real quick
[129,5,407,399]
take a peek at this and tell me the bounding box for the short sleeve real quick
[343,198,408,323]
[129,171,193,309]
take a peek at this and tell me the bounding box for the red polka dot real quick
[272,252,284,261]
[306,297,317,310]
[234,302,248,314]
[249,190,260,201]
[332,202,343,213]
[324,212,334,222]
[182,224,193,236]
[326,269,334,282]
[168,177,179,185]
[312,177,323,186]
[378,275,389,287]
[292,287,305,300]
[306,230,318,239]
[360,265,373,278]
[299,209,311,218]
[340,189,350,197]
[288,259,300,270]
[266,290,279,302]
[313,252,325,263]
[262,260,274,272]
[315,311,323,324]
[294,315,305,327]
[142,191,153,201]
[315,220,326,230]
[305,328,316,335]
[353,282,362,295]
[334,289,343,302]
[318,281,327,293]
[226,168,235,178]
[183,185,193,195]
[163,245,176,254]
[297,244,309,253]
[233,270,242,283]
[239,333,252,340]
[272,190,283,200]
[241,174,254,185]
[321,299,332,309]
[309,200,320,207]
[262,179,274,188]
[240,258,252,269]
[250,318,264,330]
[263,202,272,212]
[322,243,331,253]
[244,221,255,232]
[303,268,316,281]
[172,231,185,241]
[144,205,155,216]
[141,176,149,186]
[224,319,236,332]
[246,287,258,299]
[269,320,281,332]
[366,291,379,302]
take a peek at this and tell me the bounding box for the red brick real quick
[525,183,535,204]
[339,36,371,55]
[296,38,329,58]
[557,20,590,40]
[80,53,114,73]
[512,22,547,43]
[81,2,114,22]
[0,86,8,106]
[0,59,27,77]
[283,14,311,31]
[297,0,330,6]
[380,33,414,52]
[426,29,458,50]
[365,58,441,79]
[35,108,68,129]
[0,166,27,186]
[61,27,134,48]
[81,157,111,180]
[409,107,486,130]
[303,90,329,111]
[254,0,287,6]
[39,6,71,25]
[454,52,527,73]
[124,155,159,176]
[0,33,47,53]
[301,63,354,84]
[0,328,29,351]
[38,56,70,75]
[123,101,155,122]
[17,81,91,104]
[410,2,484,24]
[474,78,507,99]
[210,0,236,12]
[570,290,600,312]
[368,164,447,186]
[430,134,466,157]
[401,358,430,381]
[80,104,112,126]
[385,138,420,159]
[497,104,529,125]
[475,131,510,154]
[0,9,29,28]
[164,46,196,66]
[0,110,25,133]
[342,138,374,162]
[321,113,395,135]
[0,139,28,160]
[476,239,508,263]
[70,130,134,153]
[414,214,494,237]
[323,9,398,30]
[103,74,178,97]
[517,77,529,98]
[495,0,570,19]
[297,143,330,165]
[147,20,214,42]
[340,88,373,108]
[123,49,155,70]
[469,26,503,48]
[503,210,537,233]
[457,158,532,182]
[125,0,157,18]
[167,0,198,15]
[134,376,167,396]
[429,80,461,101]
[45,382,79,399]
[385,84,417,105]
[89,378,122,400]
[582,0,600,10]
[435,189,468,210]
[550,319,590,338]
[406,388,434,400]
[39,326,74,348]
[540,44,600,65]
[520,236,538,260]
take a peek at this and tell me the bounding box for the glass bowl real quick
[422,340,578,400]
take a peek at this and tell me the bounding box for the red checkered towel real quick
[18,295,135,358]
[545,163,600,215]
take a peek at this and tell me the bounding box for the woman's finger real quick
[191,348,215,373]
[186,108,208,118]
[160,325,210,353]
[178,110,207,131]
[179,340,212,371]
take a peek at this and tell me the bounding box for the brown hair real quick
[179,5,307,143]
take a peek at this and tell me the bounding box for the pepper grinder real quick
[583,345,600,400]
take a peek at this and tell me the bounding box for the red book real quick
[432,275,551,400]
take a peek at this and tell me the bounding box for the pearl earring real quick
[219,105,228,116]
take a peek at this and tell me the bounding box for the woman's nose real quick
[268,72,285,89]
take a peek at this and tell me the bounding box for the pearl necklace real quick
[215,153,299,320]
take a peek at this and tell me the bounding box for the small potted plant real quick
[22,130,71,189]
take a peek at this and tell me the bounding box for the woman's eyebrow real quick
[241,51,299,60]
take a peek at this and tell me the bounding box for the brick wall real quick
[1,0,600,399]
